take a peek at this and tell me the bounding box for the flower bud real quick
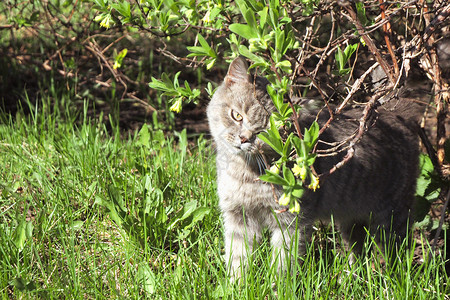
[269,164,280,175]
[289,200,300,213]
[308,174,320,191]
[279,193,290,206]
[292,163,307,181]
[170,99,183,113]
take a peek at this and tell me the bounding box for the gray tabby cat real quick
[207,57,421,278]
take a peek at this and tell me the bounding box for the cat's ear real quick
[225,56,251,86]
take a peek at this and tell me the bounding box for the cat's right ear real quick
[225,56,251,86]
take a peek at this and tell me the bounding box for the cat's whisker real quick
[250,152,266,175]
[256,153,266,175]
[247,153,256,169]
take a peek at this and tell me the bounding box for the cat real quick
[207,56,422,279]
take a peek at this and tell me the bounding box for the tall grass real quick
[0,94,448,299]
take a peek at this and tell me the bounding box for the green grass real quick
[0,96,448,299]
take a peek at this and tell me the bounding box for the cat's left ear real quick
[225,56,251,86]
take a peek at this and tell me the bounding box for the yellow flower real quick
[292,163,307,181]
[289,200,300,214]
[99,14,113,29]
[279,193,290,206]
[269,164,280,175]
[170,99,183,113]
[308,174,320,191]
[202,10,211,23]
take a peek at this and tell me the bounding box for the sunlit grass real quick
[0,95,448,299]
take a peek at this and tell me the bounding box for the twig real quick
[299,65,333,119]
[311,11,335,78]
[268,54,304,140]
[335,61,380,114]
[420,1,449,168]
[320,88,385,178]
[292,14,316,85]
[378,0,400,79]
[341,2,395,85]
[432,187,450,253]
[287,96,303,140]
[85,40,128,100]
[418,127,441,177]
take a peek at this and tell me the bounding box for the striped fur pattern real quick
[207,57,420,279]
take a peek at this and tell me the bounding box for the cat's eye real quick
[230,109,243,122]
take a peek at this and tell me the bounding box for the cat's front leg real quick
[270,219,310,273]
[271,226,295,273]
[222,210,261,280]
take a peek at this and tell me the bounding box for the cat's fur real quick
[207,57,421,278]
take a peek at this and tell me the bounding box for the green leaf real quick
[238,45,267,65]
[186,46,208,56]
[187,34,216,59]
[11,277,36,292]
[197,34,210,50]
[92,0,108,10]
[291,185,304,198]
[356,2,369,26]
[292,135,308,158]
[269,89,287,115]
[137,124,150,148]
[235,0,257,30]
[229,24,258,40]
[12,219,27,251]
[305,154,316,166]
[243,9,257,30]
[94,195,123,226]
[113,48,128,69]
[137,263,156,295]
[258,131,283,154]
[304,121,319,150]
[335,44,358,74]
[415,153,440,203]
[268,115,281,140]
[170,72,180,89]
[70,221,84,231]
[310,121,319,139]
[180,200,198,220]
[274,28,285,61]
[413,196,432,224]
[111,2,131,18]
[336,46,345,71]
[344,44,358,60]
[258,7,268,28]
[415,154,434,197]
[206,58,216,70]
[283,165,295,186]
[282,133,293,159]
[260,170,288,186]
[183,207,211,230]
[149,76,174,93]
[275,60,292,73]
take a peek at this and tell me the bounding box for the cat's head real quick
[207,57,275,157]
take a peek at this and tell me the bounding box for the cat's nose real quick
[240,135,248,143]
[240,129,253,144]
